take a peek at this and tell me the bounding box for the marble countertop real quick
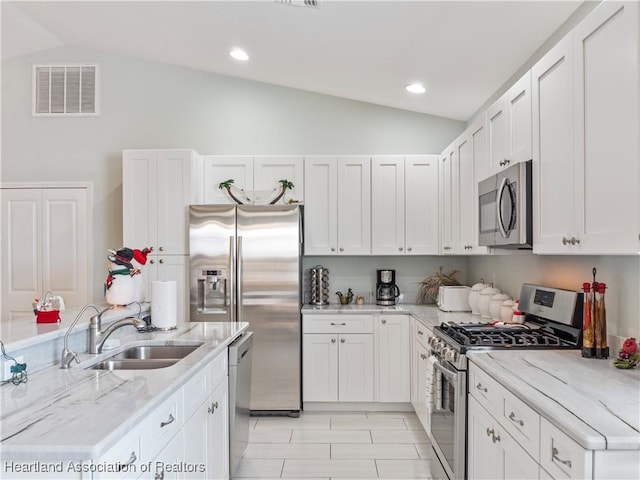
[0,321,248,461]
[469,350,640,450]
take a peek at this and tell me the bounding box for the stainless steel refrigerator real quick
[189,204,302,415]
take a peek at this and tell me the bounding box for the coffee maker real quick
[376,269,400,306]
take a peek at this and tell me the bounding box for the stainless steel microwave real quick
[478,160,532,249]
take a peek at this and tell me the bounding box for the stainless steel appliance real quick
[229,331,253,478]
[376,269,400,306]
[189,204,302,415]
[429,283,583,480]
[478,160,532,249]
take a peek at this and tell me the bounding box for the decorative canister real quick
[490,293,512,322]
[469,282,488,315]
[478,286,501,319]
[500,299,516,323]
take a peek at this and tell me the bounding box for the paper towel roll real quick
[151,281,177,330]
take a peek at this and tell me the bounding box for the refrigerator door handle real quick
[237,235,243,324]
[229,235,236,323]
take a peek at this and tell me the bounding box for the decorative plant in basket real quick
[416,266,461,304]
[219,179,294,205]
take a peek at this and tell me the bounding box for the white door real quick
[371,156,404,255]
[338,334,374,402]
[468,397,502,480]
[303,156,338,255]
[532,35,575,254]
[377,316,410,402]
[506,71,532,165]
[337,156,371,255]
[439,148,454,254]
[254,156,304,204]
[469,117,490,254]
[405,155,439,255]
[456,133,474,254]
[1,186,90,320]
[183,402,208,480]
[207,379,230,480]
[153,430,183,480]
[202,156,253,204]
[414,342,431,431]
[487,97,509,177]
[302,334,338,402]
[572,1,639,253]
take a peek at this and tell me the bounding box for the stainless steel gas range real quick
[428,284,583,480]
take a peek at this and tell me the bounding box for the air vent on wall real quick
[33,64,99,116]
[277,0,320,8]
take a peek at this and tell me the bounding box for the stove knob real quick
[450,350,459,364]
[441,346,451,360]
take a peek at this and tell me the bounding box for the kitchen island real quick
[0,319,248,479]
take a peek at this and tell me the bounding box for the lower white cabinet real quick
[468,396,540,480]
[411,321,432,432]
[377,315,410,402]
[153,430,184,480]
[302,315,374,403]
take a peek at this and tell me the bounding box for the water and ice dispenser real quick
[196,268,227,312]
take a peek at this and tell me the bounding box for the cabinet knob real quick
[159,259,164,264]
[331,247,336,252]
[570,236,580,245]
[159,246,164,252]
[499,159,511,167]
[407,247,412,252]
[399,247,403,252]
[562,236,570,245]
[340,338,346,343]
[381,319,386,324]
[150,259,155,264]
[208,401,219,414]
[331,338,336,343]
[339,247,344,252]
[420,353,427,360]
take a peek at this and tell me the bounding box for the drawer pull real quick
[417,330,424,335]
[160,413,175,428]
[552,447,572,468]
[509,411,524,426]
[476,383,488,393]
[117,451,137,471]
[330,322,347,326]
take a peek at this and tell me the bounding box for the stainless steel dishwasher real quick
[228,331,253,478]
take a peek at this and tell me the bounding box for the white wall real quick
[468,254,640,338]
[1,46,465,303]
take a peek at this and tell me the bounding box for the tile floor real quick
[235,411,448,479]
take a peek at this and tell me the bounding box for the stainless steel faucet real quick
[60,304,101,369]
[88,313,146,354]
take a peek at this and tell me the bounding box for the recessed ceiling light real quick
[230,48,249,61]
[405,83,426,94]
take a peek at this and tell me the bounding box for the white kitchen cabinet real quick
[1,185,91,320]
[123,149,202,255]
[371,156,405,254]
[533,1,639,254]
[405,155,440,255]
[203,155,303,205]
[372,156,439,255]
[468,396,540,480]
[484,71,532,179]
[304,156,371,255]
[439,143,456,254]
[302,314,374,403]
[153,430,184,480]
[206,380,230,480]
[377,315,410,402]
[411,319,433,433]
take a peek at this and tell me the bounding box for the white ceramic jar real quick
[500,299,516,323]
[469,282,487,316]
[478,287,501,319]
[489,293,511,321]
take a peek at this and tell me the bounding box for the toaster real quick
[437,286,471,312]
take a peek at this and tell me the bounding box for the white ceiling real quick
[2,0,584,121]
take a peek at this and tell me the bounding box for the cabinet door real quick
[183,405,208,479]
[439,147,454,254]
[487,97,509,177]
[303,156,338,255]
[572,1,639,253]
[456,133,474,254]
[207,379,230,480]
[156,150,194,255]
[414,342,431,432]
[468,117,490,254]
[532,35,575,254]
[337,156,371,255]
[254,156,304,204]
[153,430,183,480]
[338,334,374,402]
[302,334,338,402]
[506,71,532,165]
[123,150,158,249]
[377,315,410,402]
[405,155,439,255]
[371,156,405,254]
[202,155,253,204]
[468,396,502,480]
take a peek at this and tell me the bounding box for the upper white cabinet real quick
[203,155,304,205]
[533,1,639,254]
[304,156,371,255]
[1,185,91,320]
[372,156,439,255]
[439,143,457,254]
[484,71,532,180]
[123,149,202,255]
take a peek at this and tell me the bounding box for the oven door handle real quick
[433,360,457,383]
[496,176,509,238]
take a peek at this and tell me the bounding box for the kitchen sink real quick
[89,342,204,370]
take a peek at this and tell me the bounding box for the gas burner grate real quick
[438,322,567,349]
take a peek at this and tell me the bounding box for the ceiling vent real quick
[32,64,100,116]
[277,0,320,8]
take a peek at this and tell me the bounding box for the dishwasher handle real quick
[229,331,254,366]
